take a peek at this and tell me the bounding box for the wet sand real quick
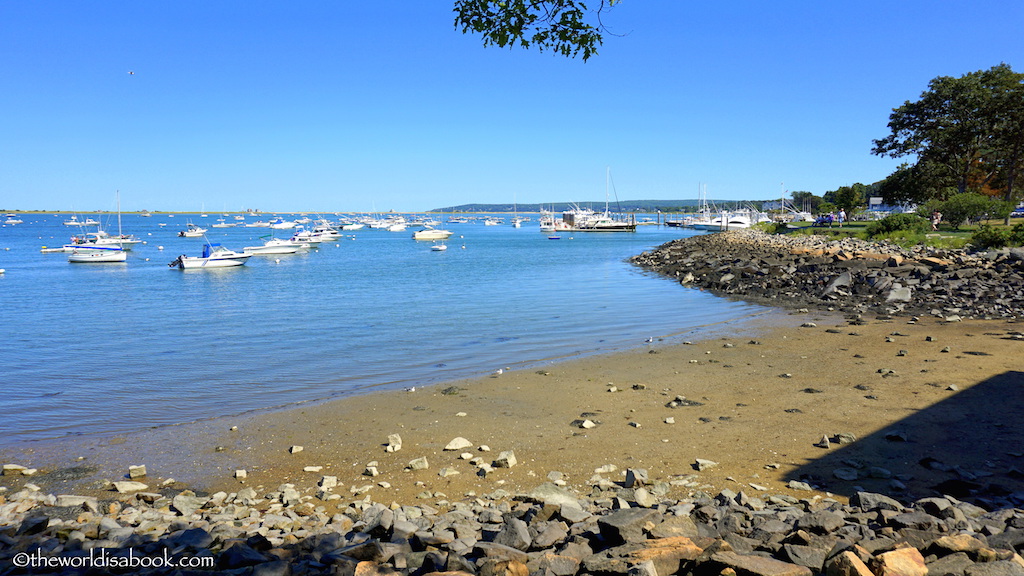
[4,309,1023,508]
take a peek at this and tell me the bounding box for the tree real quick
[454,0,619,61]
[824,183,868,213]
[790,191,823,213]
[872,64,1024,207]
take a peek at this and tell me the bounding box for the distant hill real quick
[433,199,770,213]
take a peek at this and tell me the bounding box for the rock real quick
[873,547,927,576]
[55,494,99,511]
[386,433,402,452]
[407,457,429,470]
[127,464,147,479]
[827,550,874,576]
[710,551,813,576]
[493,451,517,468]
[444,437,473,451]
[112,481,149,493]
[172,490,209,517]
[598,507,661,545]
[695,458,719,471]
[235,469,247,479]
[289,445,303,454]
[625,468,649,488]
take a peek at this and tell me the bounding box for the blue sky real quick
[2,1,1022,213]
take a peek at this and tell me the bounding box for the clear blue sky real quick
[2,1,1022,213]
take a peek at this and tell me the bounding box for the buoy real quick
[158,246,164,250]
[145,258,150,261]
[0,269,5,274]
[275,258,281,264]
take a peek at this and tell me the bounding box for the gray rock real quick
[598,507,660,545]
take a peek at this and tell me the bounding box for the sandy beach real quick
[4,307,1022,510]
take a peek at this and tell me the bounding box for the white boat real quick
[412,227,453,240]
[68,246,127,263]
[290,228,323,246]
[269,217,296,230]
[169,243,251,269]
[4,213,23,224]
[431,243,448,251]
[386,223,407,232]
[340,222,365,231]
[243,237,305,255]
[689,208,772,231]
[178,221,208,237]
[245,220,270,227]
[484,218,502,226]
[64,193,142,250]
[211,218,236,228]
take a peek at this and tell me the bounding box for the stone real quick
[128,464,147,479]
[386,433,402,452]
[172,490,209,517]
[710,551,813,576]
[826,551,874,576]
[444,437,473,451]
[407,457,429,470]
[234,469,247,479]
[695,458,719,471]
[493,451,517,468]
[598,507,661,545]
[873,547,927,576]
[112,481,149,493]
[625,468,649,488]
[289,445,303,453]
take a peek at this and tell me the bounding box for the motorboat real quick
[412,227,453,240]
[269,217,296,230]
[177,221,207,237]
[243,237,305,255]
[65,230,142,251]
[4,214,23,224]
[68,246,127,263]
[169,243,251,269]
[431,243,448,251]
[290,228,323,246]
[689,209,772,231]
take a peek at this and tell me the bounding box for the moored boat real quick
[68,246,127,263]
[169,243,251,269]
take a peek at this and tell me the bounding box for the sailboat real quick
[63,191,141,251]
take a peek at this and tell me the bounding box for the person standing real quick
[838,209,846,228]
[931,210,942,231]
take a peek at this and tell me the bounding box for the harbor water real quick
[0,214,768,443]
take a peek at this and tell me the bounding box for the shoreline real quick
[4,307,1022,509]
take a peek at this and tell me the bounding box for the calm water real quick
[0,214,767,442]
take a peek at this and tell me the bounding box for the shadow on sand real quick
[785,370,1024,507]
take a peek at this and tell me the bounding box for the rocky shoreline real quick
[629,230,1024,319]
[4,468,1024,576]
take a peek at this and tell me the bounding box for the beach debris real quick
[664,416,675,424]
[303,465,322,472]
[128,464,147,479]
[444,437,473,451]
[386,433,402,452]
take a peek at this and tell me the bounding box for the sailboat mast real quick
[116,190,122,236]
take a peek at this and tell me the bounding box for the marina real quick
[0,213,766,444]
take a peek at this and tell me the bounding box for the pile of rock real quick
[2,476,1024,576]
[629,230,1024,318]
